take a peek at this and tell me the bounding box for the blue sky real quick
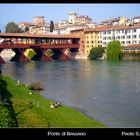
[0,4,140,32]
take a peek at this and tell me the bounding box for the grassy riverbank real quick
[0,75,106,128]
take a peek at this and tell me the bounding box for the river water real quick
[1,60,140,127]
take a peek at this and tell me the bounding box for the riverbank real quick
[0,75,106,128]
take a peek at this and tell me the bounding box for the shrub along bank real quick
[0,75,106,128]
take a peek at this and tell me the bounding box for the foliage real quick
[5,22,24,33]
[0,79,18,127]
[106,40,123,61]
[88,47,105,60]
[27,49,36,59]
[45,49,54,57]
[25,26,29,32]
[0,105,13,127]
[50,21,54,32]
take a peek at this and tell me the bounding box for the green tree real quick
[88,47,105,60]
[25,26,29,32]
[50,21,54,32]
[106,40,123,61]
[5,22,23,33]
[45,49,54,57]
[27,49,36,59]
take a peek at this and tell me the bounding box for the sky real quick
[0,4,140,32]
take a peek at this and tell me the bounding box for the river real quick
[1,60,140,127]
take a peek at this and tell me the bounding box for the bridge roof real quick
[0,33,80,39]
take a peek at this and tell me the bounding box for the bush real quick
[88,47,104,60]
[45,49,54,57]
[27,49,36,59]
[27,82,43,90]
[0,105,13,127]
[106,40,123,61]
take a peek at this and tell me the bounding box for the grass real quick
[1,75,106,128]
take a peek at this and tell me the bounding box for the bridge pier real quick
[59,48,71,60]
[0,49,5,64]
[52,48,71,60]
[10,48,31,62]
[31,47,54,61]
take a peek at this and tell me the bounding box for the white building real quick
[52,23,89,35]
[98,24,140,47]
[68,12,92,24]
[132,16,140,25]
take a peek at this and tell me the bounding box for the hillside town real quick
[17,12,140,58]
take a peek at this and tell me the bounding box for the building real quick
[32,16,45,25]
[29,25,48,34]
[52,23,89,35]
[18,22,35,31]
[68,12,92,24]
[93,24,140,47]
[18,16,48,34]
[132,16,140,25]
[71,28,99,57]
[71,23,140,58]
[100,16,128,26]
[84,29,99,55]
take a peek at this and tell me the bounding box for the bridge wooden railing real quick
[0,43,79,49]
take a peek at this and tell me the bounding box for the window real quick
[127,30,131,33]
[87,41,89,43]
[117,36,120,39]
[121,36,125,39]
[91,41,94,43]
[127,35,131,39]
[121,41,125,44]
[133,29,136,32]
[133,35,137,38]
[127,41,131,44]
[132,41,137,44]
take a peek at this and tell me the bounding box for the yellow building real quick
[71,28,100,57]
[84,29,99,56]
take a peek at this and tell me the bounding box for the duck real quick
[56,101,61,107]
[50,102,56,109]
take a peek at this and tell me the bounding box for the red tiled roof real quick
[101,18,119,23]
[0,33,80,39]
[70,29,85,32]
[84,24,140,32]
[19,22,35,26]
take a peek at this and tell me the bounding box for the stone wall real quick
[123,53,140,60]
